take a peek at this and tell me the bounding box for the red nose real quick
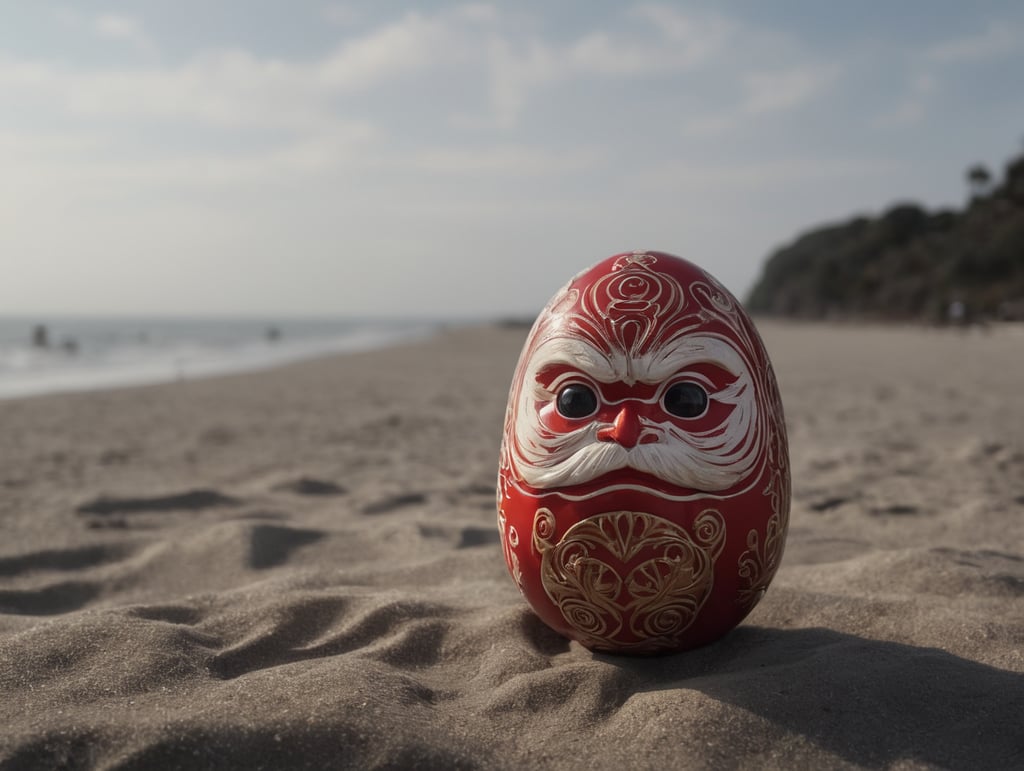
[597,405,643,449]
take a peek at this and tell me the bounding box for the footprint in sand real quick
[206,595,451,680]
[870,504,920,516]
[76,489,241,516]
[808,495,852,512]
[931,547,1024,597]
[127,604,206,625]
[0,543,139,615]
[0,543,134,576]
[457,527,500,548]
[458,483,497,497]
[247,524,326,569]
[361,493,427,515]
[272,477,347,496]
[0,581,102,616]
[415,524,500,548]
[454,483,500,510]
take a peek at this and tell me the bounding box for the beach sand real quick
[1,322,1022,770]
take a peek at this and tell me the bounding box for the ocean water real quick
[0,315,437,400]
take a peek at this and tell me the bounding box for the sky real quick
[2,1,1024,319]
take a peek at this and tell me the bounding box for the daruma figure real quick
[497,251,790,654]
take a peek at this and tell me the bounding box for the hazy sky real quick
[3,1,1023,319]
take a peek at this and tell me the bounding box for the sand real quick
[0,322,1022,770]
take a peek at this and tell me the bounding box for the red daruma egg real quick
[497,251,790,655]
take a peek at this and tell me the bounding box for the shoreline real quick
[0,319,442,403]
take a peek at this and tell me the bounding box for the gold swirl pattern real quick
[497,509,523,591]
[736,374,791,611]
[533,509,725,652]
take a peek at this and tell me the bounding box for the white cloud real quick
[923,20,1024,63]
[0,12,472,134]
[11,6,821,145]
[0,5,843,190]
[481,8,735,128]
[682,114,739,137]
[624,155,896,194]
[487,38,559,129]
[565,30,717,76]
[742,66,835,114]
[0,8,501,205]
[453,4,500,24]
[37,55,330,132]
[872,73,936,128]
[1,121,380,199]
[566,7,731,77]
[93,14,156,54]
[630,4,734,62]
[321,4,361,27]
[318,11,463,90]
[414,143,604,176]
[881,18,1024,128]
[684,65,836,134]
[0,7,492,135]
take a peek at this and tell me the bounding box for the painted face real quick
[497,251,790,654]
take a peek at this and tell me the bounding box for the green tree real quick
[966,163,993,197]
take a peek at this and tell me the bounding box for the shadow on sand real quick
[598,626,1024,769]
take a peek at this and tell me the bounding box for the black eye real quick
[663,382,708,418]
[556,383,598,419]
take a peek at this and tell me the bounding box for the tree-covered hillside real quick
[746,150,1024,322]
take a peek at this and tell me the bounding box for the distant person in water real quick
[31,324,78,354]
[947,300,966,326]
[32,324,49,349]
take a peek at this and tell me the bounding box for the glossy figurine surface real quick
[497,251,790,654]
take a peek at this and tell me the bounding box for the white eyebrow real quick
[528,336,622,384]
[529,332,747,391]
[635,333,747,386]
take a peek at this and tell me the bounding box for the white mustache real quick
[517,418,759,492]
